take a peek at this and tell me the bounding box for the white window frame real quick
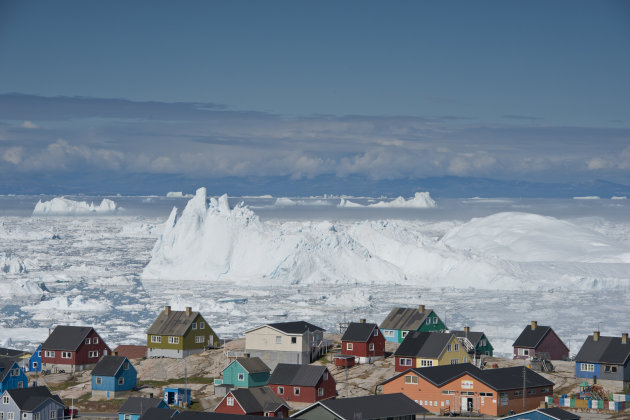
[426,318,430,325]
[49,412,55,420]
[404,375,418,384]
[450,359,459,365]
[226,397,234,406]
[85,338,91,344]
[278,386,284,395]
[8,413,14,420]
[195,336,205,344]
[420,359,433,367]
[369,343,375,351]
[93,337,99,344]
[89,351,99,358]
[401,331,409,338]
[275,336,282,344]
[118,377,124,385]
[374,329,379,336]
[294,387,300,396]
[238,373,245,381]
[447,344,452,352]
[168,336,180,344]
[61,352,72,359]
[400,358,413,366]
[45,351,55,358]
[3,395,9,404]
[384,330,395,337]
[581,363,595,372]
[346,343,353,351]
[518,348,530,356]
[192,322,197,330]
[96,377,102,385]
[199,322,205,329]
[433,317,438,324]
[151,335,162,343]
[318,387,324,396]
[454,344,459,351]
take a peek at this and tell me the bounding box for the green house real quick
[215,357,271,388]
[452,327,494,357]
[380,304,447,343]
[146,306,220,358]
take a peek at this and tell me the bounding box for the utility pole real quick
[522,361,526,412]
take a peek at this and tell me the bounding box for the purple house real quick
[513,321,569,361]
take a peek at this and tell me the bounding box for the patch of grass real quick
[138,376,214,388]
[48,380,79,391]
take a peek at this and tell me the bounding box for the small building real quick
[118,396,169,420]
[41,325,111,372]
[27,345,42,372]
[147,306,220,359]
[393,331,470,372]
[215,386,290,417]
[268,363,336,403]
[513,321,569,361]
[91,355,138,399]
[244,321,328,369]
[451,327,494,358]
[0,358,28,392]
[0,386,64,420]
[341,320,385,364]
[114,345,147,360]
[574,331,630,388]
[502,407,580,420]
[164,387,191,407]
[292,393,428,420]
[380,304,447,343]
[215,357,270,389]
[380,363,554,416]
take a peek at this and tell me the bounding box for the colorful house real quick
[0,359,28,392]
[502,407,580,420]
[118,396,169,420]
[380,363,554,416]
[164,387,191,407]
[215,386,290,417]
[380,305,447,343]
[146,306,220,359]
[451,327,494,358]
[393,332,470,372]
[215,357,270,388]
[244,321,329,369]
[575,331,630,388]
[0,386,64,420]
[292,393,428,420]
[91,355,138,399]
[341,320,385,364]
[41,325,111,372]
[268,363,336,403]
[513,321,569,361]
[27,345,42,372]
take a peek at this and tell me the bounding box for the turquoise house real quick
[0,359,28,392]
[91,355,137,399]
[118,397,168,420]
[380,305,447,344]
[215,357,271,388]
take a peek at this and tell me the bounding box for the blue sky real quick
[0,1,629,196]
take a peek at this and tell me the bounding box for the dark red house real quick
[341,320,385,363]
[268,363,336,403]
[215,386,290,417]
[513,321,569,360]
[41,325,111,372]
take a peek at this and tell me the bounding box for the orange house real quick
[380,363,553,417]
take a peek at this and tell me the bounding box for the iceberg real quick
[0,252,27,273]
[339,192,437,208]
[33,197,118,215]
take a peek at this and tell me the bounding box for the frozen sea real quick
[1,194,629,357]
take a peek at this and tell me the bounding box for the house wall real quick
[293,404,340,420]
[146,314,219,354]
[417,311,447,333]
[246,327,306,352]
[28,346,42,372]
[269,371,336,403]
[536,330,569,361]
[222,362,269,387]
[246,349,310,370]
[92,362,137,395]
[0,363,28,392]
[476,336,493,357]
[215,394,248,415]
[342,331,385,359]
[0,393,64,420]
[436,337,471,366]
[42,329,110,371]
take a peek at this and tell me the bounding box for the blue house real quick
[119,397,169,420]
[575,332,630,388]
[164,387,191,407]
[503,407,579,420]
[28,345,42,372]
[92,355,137,399]
[0,359,28,392]
[215,356,270,388]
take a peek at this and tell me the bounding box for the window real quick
[514,390,522,396]
[96,377,102,385]
[401,331,408,338]
[605,365,618,373]
[93,337,98,344]
[278,386,284,395]
[481,339,486,346]
[346,343,353,351]
[374,329,379,336]
[441,390,456,395]
[38,351,41,357]
[1,412,4,419]
[276,336,282,344]
[581,363,595,372]
[227,397,234,406]
[420,360,433,367]
[291,337,297,344]
[323,372,328,380]
[528,389,536,394]
[426,318,430,325]
[199,322,205,329]
[125,415,130,420]
[518,348,529,356]
[461,392,475,396]
[45,351,55,358]
[400,358,413,366]
[195,336,205,344]
[33,362,38,369]
[541,387,550,393]
[454,344,459,351]
[62,352,72,359]
[479,392,493,397]
[450,359,459,365]
[404,375,418,384]
[151,336,162,343]
[50,412,56,420]
[124,362,129,370]
[118,377,125,385]
[318,388,324,396]
[192,322,197,330]
[433,317,438,324]
[8,414,14,420]
[89,351,99,358]
[35,414,40,420]
[384,330,395,337]
[238,373,245,381]
[294,387,300,396]
[2,396,9,404]
[447,344,452,352]
[168,336,179,344]
[85,338,91,344]
[17,382,23,389]
[369,343,375,351]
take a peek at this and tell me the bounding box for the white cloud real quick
[587,157,609,170]
[2,147,23,164]
[22,121,38,129]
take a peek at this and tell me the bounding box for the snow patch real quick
[0,252,27,273]
[33,197,118,215]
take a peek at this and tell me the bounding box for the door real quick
[461,397,473,412]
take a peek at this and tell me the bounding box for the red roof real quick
[114,345,147,359]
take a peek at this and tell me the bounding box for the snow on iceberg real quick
[338,198,363,208]
[0,252,27,273]
[23,295,112,314]
[368,192,436,208]
[166,192,193,198]
[33,197,118,215]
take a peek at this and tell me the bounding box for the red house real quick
[41,326,111,372]
[268,363,337,403]
[513,321,569,361]
[215,386,290,417]
[341,320,385,363]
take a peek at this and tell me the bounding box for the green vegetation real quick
[138,376,214,387]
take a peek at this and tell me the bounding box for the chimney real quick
[186,306,192,316]
[113,351,118,356]
[622,333,628,344]
[360,318,366,323]
[531,321,537,330]
[418,304,425,313]
[464,326,470,334]
[593,331,600,342]
[165,306,171,315]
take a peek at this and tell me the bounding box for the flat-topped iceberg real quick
[33,197,118,215]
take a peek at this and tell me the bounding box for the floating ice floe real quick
[0,252,27,273]
[166,192,194,198]
[339,192,436,208]
[33,197,118,215]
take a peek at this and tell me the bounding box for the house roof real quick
[265,321,324,335]
[114,345,147,360]
[41,325,94,351]
[119,397,165,414]
[394,331,454,358]
[229,386,289,413]
[575,335,630,365]
[269,363,328,387]
[0,348,28,358]
[294,393,428,420]
[512,324,552,348]
[138,408,179,420]
[0,358,20,382]
[91,355,129,376]
[380,307,432,331]
[235,357,270,374]
[176,413,268,420]
[7,386,64,412]
[451,330,485,348]
[341,322,378,342]
[147,308,202,336]
[504,407,580,420]
[381,363,554,391]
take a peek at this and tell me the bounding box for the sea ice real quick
[33,197,118,215]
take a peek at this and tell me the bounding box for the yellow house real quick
[394,332,469,372]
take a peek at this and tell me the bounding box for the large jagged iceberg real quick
[33,197,118,215]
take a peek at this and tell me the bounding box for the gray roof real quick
[42,325,94,351]
[269,363,329,387]
[177,413,268,420]
[147,308,203,336]
[451,330,485,347]
[229,386,289,414]
[266,321,324,335]
[394,331,454,358]
[7,386,64,412]
[0,358,21,382]
[341,322,378,342]
[0,347,28,358]
[575,335,630,365]
[296,393,428,420]
[235,357,270,374]
[119,397,165,414]
[504,408,580,420]
[91,355,129,376]
[138,408,179,420]
[380,307,432,331]
[513,324,555,349]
